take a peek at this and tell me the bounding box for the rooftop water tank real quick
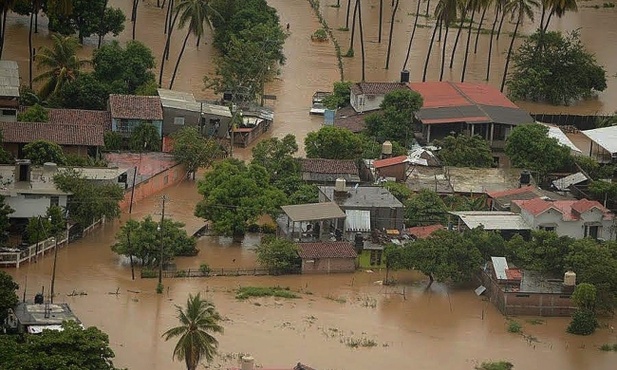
[520,170,531,186]
[382,141,393,156]
[335,178,347,192]
[400,70,410,83]
[564,271,576,286]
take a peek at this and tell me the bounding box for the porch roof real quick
[281,202,345,222]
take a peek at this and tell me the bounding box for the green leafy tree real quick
[567,309,597,335]
[0,270,19,324]
[382,182,413,203]
[171,127,221,180]
[25,216,51,245]
[163,293,224,370]
[256,236,301,275]
[0,321,122,369]
[46,0,123,43]
[53,169,124,227]
[305,126,364,160]
[574,156,614,181]
[505,124,572,177]
[288,184,319,205]
[93,40,156,95]
[323,81,353,110]
[571,283,597,312]
[51,73,110,110]
[462,227,508,262]
[509,230,573,274]
[112,216,197,268]
[0,194,14,244]
[195,159,286,237]
[130,122,161,152]
[34,34,89,99]
[135,80,159,96]
[251,134,300,192]
[437,134,494,168]
[104,131,123,151]
[364,89,423,146]
[95,7,126,47]
[405,189,448,226]
[588,180,617,206]
[507,30,606,105]
[23,140,66,165]
[17,103,49,122]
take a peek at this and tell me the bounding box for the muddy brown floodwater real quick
[3,0,617,369]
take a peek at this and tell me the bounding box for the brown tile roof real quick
[48,108,111,129]
[297,242,357,259]
[333,106,367,133]
[351,82,408,96]
[0,121,104,146]
[406,224,444,239]
[108,94,163,120]
[300,158,359,174]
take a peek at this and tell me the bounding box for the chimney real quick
[381,141,393,159]
[241,356,255,370]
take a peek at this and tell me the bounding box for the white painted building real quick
[511,198,615,240]
[349,82,408,113]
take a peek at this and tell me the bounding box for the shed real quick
[278,202,346,241]
[581,126,617,163]
[450,211,531,240]
[297,241,358,274]
[373,155,409,181]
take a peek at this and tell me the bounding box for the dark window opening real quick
[50,196,59,206]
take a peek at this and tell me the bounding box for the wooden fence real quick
[141,267,270,279]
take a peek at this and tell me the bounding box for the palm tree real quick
[163,293,223,370]
[436,0,458,80]
[486,0,506,80]
[541,0,577,33]
[448,0,470,69]
[424,0,456,81]
[160,3,180,86]
[500,0,539,91]
[473,0,492,54]
[347,0,359,55]
[460,0,478,82]
[357,0,366,81]
[132,0,140,40]
[169,0,218,89]
[34,34,89,99]
[385,0,400,68]
[378,0,383,43]
[402,0,422,71]
[345,0,352,29]
[0,0,15,59]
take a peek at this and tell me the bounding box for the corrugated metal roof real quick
[491,256,509,280]
[0,60,20,97]
[157,88,232,117]
[281,202,346,222]
[540,122,581,153]
[480,105,533,126]
[582,126,617,154]
[344,210,371,232]
[450,211,531,230]
[551,172,588,191]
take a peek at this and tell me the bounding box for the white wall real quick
[7,194,69,219]
[350,92,384,113]
[523,208,615,240]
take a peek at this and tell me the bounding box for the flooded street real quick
[2,0,617,369]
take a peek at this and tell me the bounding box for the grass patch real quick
[599,343,617,351]
[341,336,378,348]
[526,318,545,325]
[475,362,514,370]
[358,250,386,269]
[235,286,301,300]
[507,320,522,333]
[337,27,349,31]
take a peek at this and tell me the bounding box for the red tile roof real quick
[297,242,358,259]
[351,82,408,96]
[513,198,613,221]
[505,268,522,280]
[373,155,408,168]
[333,106,367,133]
[48,108,111,129]
[454,82,518,108]
[300,158,359,174]
[0,121,104,146]
[408,81,517,109]
[108,94,163,120]
[407,224,444,239]
[486,185,536,199]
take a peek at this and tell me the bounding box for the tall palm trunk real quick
[29,11,34,89]
[495,8,506,40]
[426,0,431,16]
[378,0,383,43]
[358,0,366,81]
[485,9,499,80]
[159,10,180,86]
[132,0,140,41]
[345,0,352,29]
[542,10,553,33]
[501,11,521,92]
[402,0,422,70]
[440,25,449,81]
[449,6,468,69]
[473,6,487,54]
[98,0,109,48]
[460,7,476,82]
[348,0,359,53]
[164,0,173,34]
[422,21,439,82]
[0,10,8,59]
[169,29,191,90]
[385,0,399,68]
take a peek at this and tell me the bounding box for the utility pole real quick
[157,195,167,292]
[50,236,58,303]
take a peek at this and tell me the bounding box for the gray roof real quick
[320,186,404,209]
[582,126,617,155]
[480,105,534,126]
[415,105,490,123]
[491,256,509,280]
[450,211,531,230]
[0,60,20,97]
[344,210,371,232]
[11,302,81,326]
[157,88,232,117]
[281,202,346,222]
[551,172,589,191]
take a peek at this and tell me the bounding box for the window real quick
[173,117,185,125]
[539,225,556,232]
[23,194,43,199]
[116,119,132,134]
[584,225,600,239]
[1,109,16,116]
[50,196,59,206]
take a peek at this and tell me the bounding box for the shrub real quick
[475,362,514,370]
[156,283,164,294]
[104,131,123,151]
[141,269,157,278]
[199,263,211,276]
[507,320,522,333]
[311,28,328,42]
[260,223,277,234]
[567,309,598,335]
[235,286,300,300]
[174,270,187,278]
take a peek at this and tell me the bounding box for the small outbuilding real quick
[581,126,617,163]
[297,241,358,274]
[6,302,82,334]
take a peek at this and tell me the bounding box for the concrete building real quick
[486,185,571,211]
[0,60,20,122]
[6,301,82,334]
[277,202,346,242]
[349,82,408,113]
[299,158,360,184]
[157,88,232,138]
[297,241,357,274]
[511,198,615,240]
[319,180,404,231]
[108,94,163,138]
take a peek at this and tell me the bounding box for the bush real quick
[260,223,277,234]
[311,28,328,42]
[235,286,300,300]
[475,362,514,370]
[567,309,598,335]
[507,320,522,333]
[174,270,187,277]
[141,269,157,278]
[156,282,164,294]
[104,131,123,151]
[199,263,211,276]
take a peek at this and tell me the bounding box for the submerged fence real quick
[140,267,270,279]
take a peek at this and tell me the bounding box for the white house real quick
[349,82,408,113]
[511,198,615,240]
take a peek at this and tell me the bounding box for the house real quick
[108,94,163,138]
[350,82,408,113]
[580,126,617,163]
[479,256,577,316]
[0,60,19,122]
[487,185,571,211]
[297,241,357,274]
[299,158,360,184]
[232,107,273,148]
[277,202,346,242]
[157,88,232,138]
[319,180,404,231]
[333,106,366,133]
[409,81,534,148]
[47,108,111,130]
[511,198,615,240]
[5,301,82,334]
[449,211,532,240]
[228,356,316,370]
[373,155,409,181]
[406,224,444,239]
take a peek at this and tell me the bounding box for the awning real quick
[344,210,371,232]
